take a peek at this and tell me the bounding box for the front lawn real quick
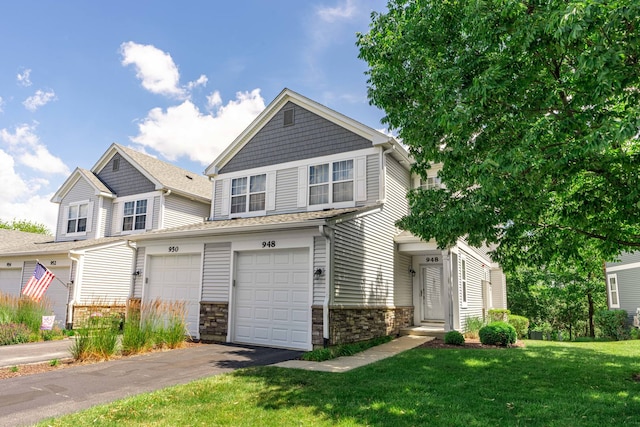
[40,340,640,426]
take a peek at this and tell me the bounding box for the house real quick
[0,143,211,328]
[128,88,507,350]
[605,252,640,327]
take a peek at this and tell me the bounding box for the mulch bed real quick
[419,337,525,349]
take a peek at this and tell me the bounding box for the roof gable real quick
[51,168,116,203]
[205,88,397,176]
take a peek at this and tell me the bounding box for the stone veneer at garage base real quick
[199,302,414,349]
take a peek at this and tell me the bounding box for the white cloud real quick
[120,41,187,98]
[207,91,222,109]
[187,74,208,90]
[0,149,57,233]
[17,68,32,87]
[23,89,56,112]
[317,0,356,22]
[0,123,70,175]
[130,89,265,165]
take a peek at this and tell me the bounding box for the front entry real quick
[421,265,444,321]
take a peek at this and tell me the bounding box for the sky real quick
[0,0,390,235]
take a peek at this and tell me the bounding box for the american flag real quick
[22,262,55,302]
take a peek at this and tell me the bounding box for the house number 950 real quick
[262,241,276,248]
[168,246,179,253]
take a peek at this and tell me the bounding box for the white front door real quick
[233,248,310,350]
[422,265,444,321]
[146,254,202,339]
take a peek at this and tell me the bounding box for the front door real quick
[421,265,444,321]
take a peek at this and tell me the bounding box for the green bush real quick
[444,330,465,345]
[0,323,31,345]
[630,328,640,340]
[595,309,628,341]
[464,316,485,339]
[479,321,517,346]
[301,336,393,362]
[488,309,510,323]
[508,314,530,339]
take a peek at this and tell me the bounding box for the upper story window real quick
[67,203,88,234]
[122,199,147,231]
[309,160,353,205]
[231,174,266,214]
[420,176,442,190]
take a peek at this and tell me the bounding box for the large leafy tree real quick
[0,219,51,235]
[357,0,640,262]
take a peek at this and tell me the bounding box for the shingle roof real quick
[77,167,114,195]
[0,234,127,256]
[0,229,53,252]
[114,144,211,201]
[129,206,380,241]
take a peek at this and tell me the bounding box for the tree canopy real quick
[357,0,640,263]
[0,219,51,235]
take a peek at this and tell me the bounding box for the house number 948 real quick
[262,241,276,248]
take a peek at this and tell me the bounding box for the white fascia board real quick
[456,239,497,267]
[606,262,640,272]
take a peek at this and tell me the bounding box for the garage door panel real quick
[234,248,310,350]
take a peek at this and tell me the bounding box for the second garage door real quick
[0,269,22,295]
[234,248,310,350]
[146,254,202,339]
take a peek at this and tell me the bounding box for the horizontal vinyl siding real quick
[56,179,99,242]
[202,242,231,301]
[458,249,485,332]
[79,245,133,304]
[614,267,640,323]
[607,251,640,268]
[395,252,413,306]
[152,196,161,229]
[100,198,113,238]
[313,236,326,306]
[333,157,409,307]
[275,167,298,214]
[366,154,380,205]
[163,195,209,229]
[490,268,507,309]
[213,180,223,219]
[132,247,145,299]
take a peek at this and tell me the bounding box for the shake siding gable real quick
[202,243,231,301]
[96,153,155,197]
[163,196,209,229]
[56,178,99,242]
[313,236,326,306]
[78,245,133,304]
[219,102,372,174]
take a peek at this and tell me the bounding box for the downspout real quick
[67,251,82,328]
[319,224,333,347]
[126,240,138,300]
[160,189,172,229]
[379,145,396,203]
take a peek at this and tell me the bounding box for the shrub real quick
[508,315,530,339]
[301,336,393,362]
[595,309,628,341]
[488,309,510,323]
[479,321,517,346]
[464,316,485,339]
[630,328,640,340]
[444,330,465,345]
[0,323,31,345]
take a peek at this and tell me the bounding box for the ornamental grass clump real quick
[444,330,465,346]
[479,321,517,347]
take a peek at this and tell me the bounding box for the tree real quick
[357,0,640,262]
[0,219,51,235]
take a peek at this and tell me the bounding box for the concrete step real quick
[400,325,446,339]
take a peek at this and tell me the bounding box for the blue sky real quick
[0,0,390,233]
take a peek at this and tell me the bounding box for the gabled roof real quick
[205,88,409,176]
[91,143,212,203]
[51,167,116,203]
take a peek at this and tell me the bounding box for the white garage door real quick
[234,248,310,350]
[0,269,22,295]
[146,254,201,339]
[44,267,71,327]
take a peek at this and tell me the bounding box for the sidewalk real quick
[0,338,73,368]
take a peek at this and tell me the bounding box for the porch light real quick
[408,267,416,278]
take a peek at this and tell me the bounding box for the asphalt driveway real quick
[0,342,301,427]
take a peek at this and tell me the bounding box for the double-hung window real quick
[231,174,266,214]
[460,256,468,308]
[607,274,620,308]
[123,199,147,231]
[309,160,353,206]
[420,176,442,190]
[67,203,88,234]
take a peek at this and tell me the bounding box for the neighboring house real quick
[0,143,211,328]
[128,88,507,350]
[605,252,640,327]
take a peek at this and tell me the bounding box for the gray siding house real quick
[0,144,211,328]
[130,89,507,350]
[605,252,640,326]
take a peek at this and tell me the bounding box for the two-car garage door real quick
[234,249,310,350]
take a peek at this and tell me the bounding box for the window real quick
[283,108,295,126]
[309,160,353,206]
[122,199,147,231]
[112,157,120,171]
[231,174,266,214]
[420,176,441,190]
[608,274,620,308]
[67,203,88,234]
[460,256,468,308]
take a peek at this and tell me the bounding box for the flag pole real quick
[35,259,70,289]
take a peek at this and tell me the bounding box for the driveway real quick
[0,342,301,427]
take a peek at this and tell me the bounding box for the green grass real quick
[39,340,640,426]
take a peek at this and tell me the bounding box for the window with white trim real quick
[607,274,620,308]
[67,203,88,234]
[309,160,353,205]
[122,199,148,231]
[420,176,442,190]
[231,174,266,214]
[460,256,468,308]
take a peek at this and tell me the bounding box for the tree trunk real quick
[588,290,595,338]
